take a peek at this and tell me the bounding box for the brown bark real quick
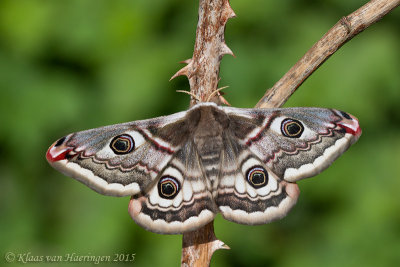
[171,0,235,107]
[175,0,235,266]
[181,222,229,267]
[176,0,399,266]
[256,0,400,109]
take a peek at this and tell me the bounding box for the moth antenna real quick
[176,90,201,103]
[206,86,229,102]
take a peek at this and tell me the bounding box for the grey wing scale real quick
[47,103,361,233]
[222,106,361,182]
[129,140,217,234]
[216,106,360,225]
[46,110,189,197]
[47,105,218,234]
[216,132,299,225]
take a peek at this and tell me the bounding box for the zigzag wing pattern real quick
[47,103,361,234]
[46,110,191,196]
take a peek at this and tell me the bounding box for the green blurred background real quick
[1,0,399,266]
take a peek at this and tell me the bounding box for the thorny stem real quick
[171,0,235,107]
[176,0,235,266]
[181,222,229,267]
[174,0,399,266]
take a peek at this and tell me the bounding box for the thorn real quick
[229,10,237,19]
[219,94,231,106]
[170,65,190,81]
[179,58,192,64]
[225,0,236,19]
[220,43,235,57]
[218,240,231,250]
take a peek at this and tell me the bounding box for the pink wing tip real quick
[338,123,362,137]
[46,140,73,162]
[336,110,362,138]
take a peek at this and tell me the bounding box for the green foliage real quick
[1,0,399,266]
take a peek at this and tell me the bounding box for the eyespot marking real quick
[110,134,135,154]
[246,166,269,189]
[281,118,304,138]
[158,176,180,199]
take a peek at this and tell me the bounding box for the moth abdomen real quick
[46,103,361,234]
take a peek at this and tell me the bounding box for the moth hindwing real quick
[47,102,361,234]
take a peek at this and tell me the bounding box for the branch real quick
[181,222,229,267]
[171,0,235,107]
[256,0,400,109]
[173,0,235,266]
[173,0,399,266]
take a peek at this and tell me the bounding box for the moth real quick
[46,102,361,234]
